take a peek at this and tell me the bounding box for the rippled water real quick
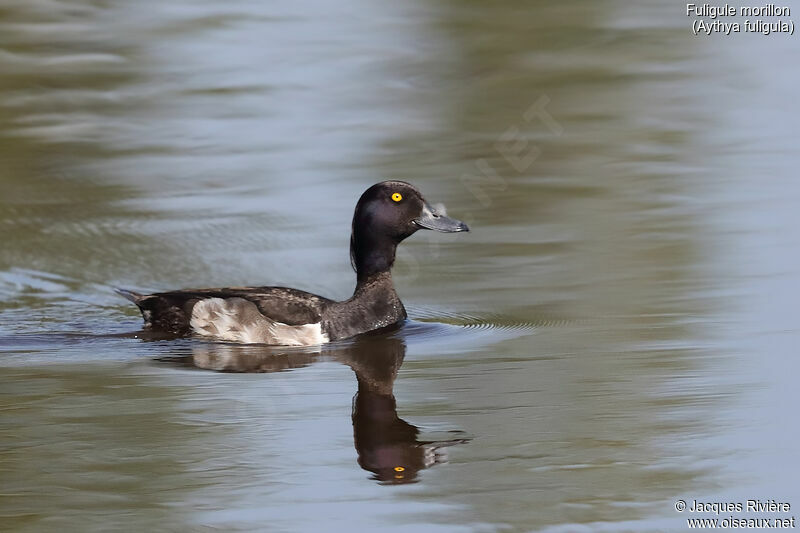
[1,1,799,531]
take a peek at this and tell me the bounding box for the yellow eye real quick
[394,466,405,472]
[391,193,402,202]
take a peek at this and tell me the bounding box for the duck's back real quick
[122,286,333,345]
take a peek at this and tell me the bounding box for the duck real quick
[116,181,469,346]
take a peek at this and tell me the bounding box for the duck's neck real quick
[352,233,399,285]
[353,269,395,294]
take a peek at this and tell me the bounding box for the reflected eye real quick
[391,193,402,202]
[394,466,405,472]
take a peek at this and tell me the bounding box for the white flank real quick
[189,297,329,346]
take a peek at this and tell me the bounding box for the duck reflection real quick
[342,335,469,483]
[164,333,468,483]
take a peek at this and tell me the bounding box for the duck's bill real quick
[414,203,470,233]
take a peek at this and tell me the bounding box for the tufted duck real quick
[116,181,468,345]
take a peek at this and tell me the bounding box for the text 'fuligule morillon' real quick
[687,4,791,18]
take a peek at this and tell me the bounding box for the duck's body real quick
[118,181,468,345]
[117,271,405,345]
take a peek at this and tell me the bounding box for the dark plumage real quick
[117,181,469,345]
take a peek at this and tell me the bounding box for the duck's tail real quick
[114,287,145,306]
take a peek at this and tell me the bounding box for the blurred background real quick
[1,0,798,531]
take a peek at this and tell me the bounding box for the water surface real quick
[1,1,799,531]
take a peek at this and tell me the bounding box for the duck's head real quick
[350,181,469,281]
